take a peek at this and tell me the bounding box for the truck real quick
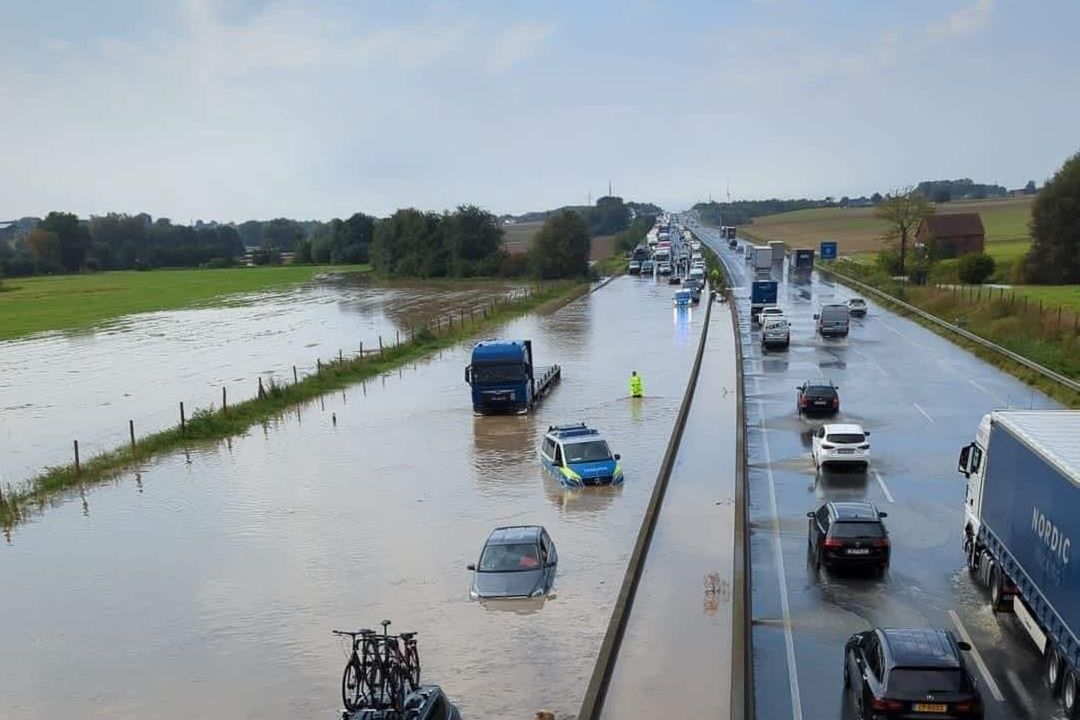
[768,241,786,266]
[465,340,561,415]
[752,246,772,270]
[958,410,1080,714]
[750,280,779,324]
[725,226,736,240]
[793,249,815,270]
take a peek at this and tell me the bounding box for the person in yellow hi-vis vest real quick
[629,370,644,398]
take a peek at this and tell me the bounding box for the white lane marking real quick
[871,469,895,503]
[851,347,887,376]
[1005,669,1037,718]
[756,397,805,720]
[965,377,1007,404]
[948,609,1006,702]
[912,402,934,423]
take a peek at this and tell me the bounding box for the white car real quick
[657,262,673,275]
[812,423,871,469]
[760,306,785,322]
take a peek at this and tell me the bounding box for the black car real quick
[844,628,983,719]
[342,685,460,720]
[808,502,890,574]
[796,380,840,416]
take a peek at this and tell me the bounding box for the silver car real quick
[468,525,557,599]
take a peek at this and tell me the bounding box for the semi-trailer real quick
[465,340,561,414]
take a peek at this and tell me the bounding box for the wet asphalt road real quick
[0,274,701,720]
[692,223,1063,720]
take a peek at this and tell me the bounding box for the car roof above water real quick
[486,525,543,545]
[879,628,961,668]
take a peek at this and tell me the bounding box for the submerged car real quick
[540,423,623,487]
[468,525,557,599]
[844,628,983,719]
[812,422,871,468]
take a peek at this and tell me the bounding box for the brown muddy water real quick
[0,274,524,487]
[0,275,703,719]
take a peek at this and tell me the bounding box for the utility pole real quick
[608,179,612,197]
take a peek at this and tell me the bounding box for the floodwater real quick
[0,275,703,719]
[0,274,525,487]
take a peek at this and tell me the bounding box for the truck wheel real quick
[1047,646,1064,695]
[989,566,1011,612]
[1063,670,1079,716]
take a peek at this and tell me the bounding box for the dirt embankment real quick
[502,221,617,261]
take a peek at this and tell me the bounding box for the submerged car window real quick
[830,522,884,538]
[887,668,963,694]
[564,440,612,463]
[479,542,540,572]
[826,433,865,444]
[472,365,524,383]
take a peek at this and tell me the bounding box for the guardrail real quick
[577,291,715,720]
[817,266,1080,394]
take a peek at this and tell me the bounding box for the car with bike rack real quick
[467,525,558,599]
[539,423,623,488]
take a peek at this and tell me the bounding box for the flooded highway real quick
[0,273,525,487]
[0,275,703,719]
[695,224,1062,720]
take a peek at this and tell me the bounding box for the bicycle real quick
[332,628,378,711]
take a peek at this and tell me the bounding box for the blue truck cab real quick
[465,340,561,415]
[750,280,779,324]
[540,424,623,488]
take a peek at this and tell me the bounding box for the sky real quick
[1,0,1079,222]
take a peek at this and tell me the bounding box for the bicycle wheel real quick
[404,646,421,690]
[384,664,405,711]
[341,657,363,711]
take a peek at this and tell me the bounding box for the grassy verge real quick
[0,264,367,341]
[825,261,1079,407]
[0,280,585,525]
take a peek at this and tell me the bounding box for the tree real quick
[27,228,62,271]
[870,192,883,204]
[931,188,951,203]
[371,209,445,277]
[263,218,302,251]
[529,210,590,279]
[40,211,91,271]
[957,253,996,284]
[442,205,504,276]
[874,188,935,277]
[839,196,850,208]
[1025,152,1080,284]
[583,196,631,236]
[1024,180,1037,194]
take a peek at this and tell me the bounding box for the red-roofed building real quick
[915,213,985,258]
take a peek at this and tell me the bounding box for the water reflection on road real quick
[0,275,701,719]
[0,274,523,486]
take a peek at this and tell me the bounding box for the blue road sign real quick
[820,241,838,260]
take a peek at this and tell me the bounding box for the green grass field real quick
[0,265,367,341]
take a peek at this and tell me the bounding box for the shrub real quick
[202,257,237,269]
[957,253,996,284]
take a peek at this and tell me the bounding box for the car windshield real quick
[826,433,865,444]
[830,521,884,538]
[887,668,963,694]
[850,299,866,306]
[478,542,541,572]
[564,440,612,463]
[472,364,524,384]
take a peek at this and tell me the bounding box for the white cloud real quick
[487,22,555,73]
[929,0,994,38]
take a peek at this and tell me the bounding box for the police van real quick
[540,424,623,488]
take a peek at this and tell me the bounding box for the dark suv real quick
[844,628,983,719]
[796,380,840,416]
[808,502,890,575]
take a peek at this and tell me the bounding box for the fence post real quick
[339,349,343,363]
[129,420,136,453]
[258,377,265,399]
[74,440,81,475]
[222,386,228,413]
[359,341,363,357]
[396,329,400,346]
[379,336,383,354]
[1058,306,1063,331]
[293,365,298,384]
[180,402,186,431]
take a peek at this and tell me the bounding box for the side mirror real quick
[878,512,888,518]
[807,511,815,518]
[957,641,972,652]
[466,563,476,571]
[863,431,871,436]
[465,366,471,383]
[813,313,820,319]
[613,454,621,460]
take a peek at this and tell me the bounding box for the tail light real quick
[799,397,808,407]
[832,397,839,407]
[873,538,891,548]
[870,697,904,711]
[824,537,844,549]
[954,701,982,714]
